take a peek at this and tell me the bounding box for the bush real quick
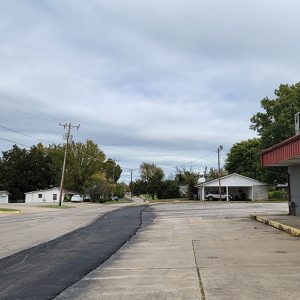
[268,190,287,200]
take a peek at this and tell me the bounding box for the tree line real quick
[0,140,124,202]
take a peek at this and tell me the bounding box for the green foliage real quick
[0,140,123,201]
[157,180,180,199]
[250,82,300,149]
[225,138,264,180]
[102,158,122,183]
[248,82,300,184]
[140,162,164,199]
[84,172,111,202]
[131,179,147,196]
[0,145,55,200]
[225,138,288,184]
[174,168,200,199]
[268,190,287,200]
[207,167,227,180]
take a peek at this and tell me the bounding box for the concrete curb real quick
[250,214,300,237]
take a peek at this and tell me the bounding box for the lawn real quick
[0,208,21,213]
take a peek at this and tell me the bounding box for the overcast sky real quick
[1,0,300,182]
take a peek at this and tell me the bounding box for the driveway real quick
[56,202,292,300]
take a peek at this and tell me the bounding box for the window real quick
[38,194,42,198]
[53,194,57,201]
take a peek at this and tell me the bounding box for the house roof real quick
[196,173,267,187]
[0,191,10,195]
[24,187,60,194]
[24,188,76,195]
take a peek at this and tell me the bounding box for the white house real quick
[196,173,268,201]
[25,187,64,203]
[0,191,10,203]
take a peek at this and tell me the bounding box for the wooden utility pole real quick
[58,122,80,207]
[218,145,223,201]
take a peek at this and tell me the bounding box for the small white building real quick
[196,173,268,201]
[25,187,64,203]
[0,191,10,203]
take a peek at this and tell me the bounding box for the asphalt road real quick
[0,205,146,300]
[0,203,128,259]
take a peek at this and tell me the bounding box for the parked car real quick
[71,194,83,202]
[111,196,119,201]
[205,193,232,201]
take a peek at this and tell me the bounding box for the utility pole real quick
[218,145,223,201]
[58,122,80,207]
[130,169,133,202]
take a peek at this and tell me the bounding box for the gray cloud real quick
[1,0,300,181]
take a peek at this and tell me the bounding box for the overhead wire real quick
[0,137,31,148]
[0,124,56,145]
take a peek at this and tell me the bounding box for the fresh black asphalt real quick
[0,205,146,300]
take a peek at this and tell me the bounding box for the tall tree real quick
[46,140,106,192]
[102,158,122,183]
[0,145,55,200]
[182,170,200,199]
[250,82,300,149]
[225,138,263,180]
[207,168,227,180]
[140,162,164,199]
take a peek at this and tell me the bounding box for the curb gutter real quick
[250,214,300,237]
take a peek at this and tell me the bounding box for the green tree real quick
[157,180,180,199]
[46,140,106,192]
[249,82,299,184]
[182,170,200,200]
[131,179,147,196]
[102,158,122,183]
[0,145,55,201]
[140,162,164,199]
[84,172,111,202]
[207,168,227,180]
[250,82,300,149]
[225,138,263,180]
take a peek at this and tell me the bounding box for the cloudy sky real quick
[1,0,300,182]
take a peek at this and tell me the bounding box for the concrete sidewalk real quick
[251,214,300,237]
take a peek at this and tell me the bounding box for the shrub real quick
[268,190,287,200]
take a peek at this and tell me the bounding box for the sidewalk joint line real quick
[192,240,206,300]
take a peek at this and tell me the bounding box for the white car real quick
[71,194,83,202]
[205,193,232,201]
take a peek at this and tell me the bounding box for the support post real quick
[58,122,80,207]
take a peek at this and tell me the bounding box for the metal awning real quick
[261,134,300,167]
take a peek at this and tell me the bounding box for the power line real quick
[0,124,55,144]
[0,137,31,148]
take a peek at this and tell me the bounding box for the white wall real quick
[0,193,9,203]
[288,165,300,216]
[25,189,63,203]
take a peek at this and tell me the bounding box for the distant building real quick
[24,187,69,203]
[196,173,268,201]
[0,191,10,204]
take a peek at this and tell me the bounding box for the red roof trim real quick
[262,134,300,154]
[261,134,300,167]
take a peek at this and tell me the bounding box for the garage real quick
[196,173,268,201]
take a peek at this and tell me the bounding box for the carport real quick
[196,173,268,201]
